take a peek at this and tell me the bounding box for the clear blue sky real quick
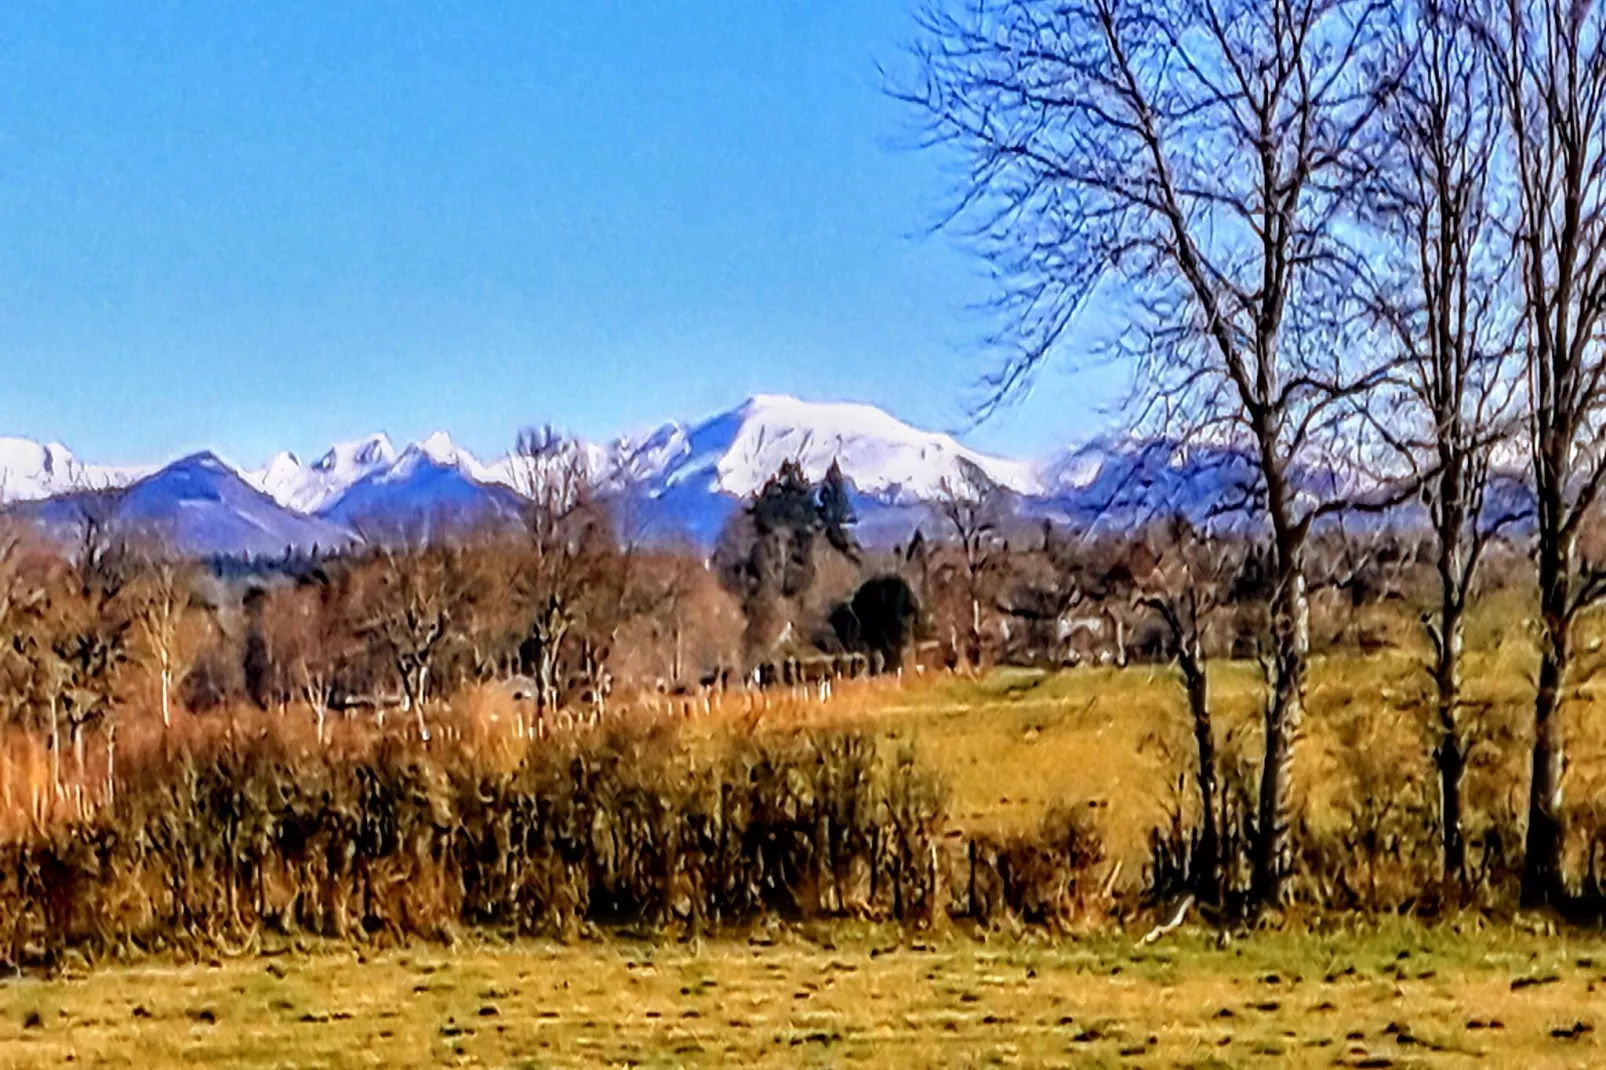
[0,2,1121,467]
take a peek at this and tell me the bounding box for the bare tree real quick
[901,0,1401,907]
[357,541,478,742]
[933,457,1012,667]
[625,546,705,687]
[1357,0,1518,883]
[1128,519,1247,906]
[266,570,356,744]
[508,426,616,719]
[60,510,131,778]
[126,549,199,730]
[1486,0,1606,907]
[0,525,49,729]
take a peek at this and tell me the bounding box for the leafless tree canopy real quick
[899,0,1416,907]
[901,1,1399,466]
[933,458,1014,665]
[1486,0,1606,905]
[1351,0,1521,881]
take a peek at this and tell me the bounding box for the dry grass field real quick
[688,598,1568,884]
[12,601,1606,1068]
[6,924,1606,1068]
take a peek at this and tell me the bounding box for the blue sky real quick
[0,2,1122,467]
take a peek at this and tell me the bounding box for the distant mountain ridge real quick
[0,395,1518,557]
[0,437,153,501]
[13,452,355,559]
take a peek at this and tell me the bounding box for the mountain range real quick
[0,394,1450,559]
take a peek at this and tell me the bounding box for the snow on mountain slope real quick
[1031,433,1436,533]
[639,395,1037,501]
[317,444,523,538]
[247,433,396,513]
[247,429,560,513]
[0,438,84,501]
[3,393,1508,554]
[417,430,484,474]
[20,453,354,558]
[0,437,149,501]
[1031,436,1264,530]
[3,395,1038,531]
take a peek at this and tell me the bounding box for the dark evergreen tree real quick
[818,459,860,562]
[850,575,919,671]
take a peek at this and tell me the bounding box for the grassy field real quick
[696,628,1554,880]
[13,622,1606,1068]
[6,924,1606,1067]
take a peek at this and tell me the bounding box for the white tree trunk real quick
[105,728,116,808]
[159,654,172,730]
[413,664,431,743]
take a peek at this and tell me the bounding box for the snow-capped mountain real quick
[634,394,1037,501]
[595,395,1039,544]
[413,430,499,483]
[318,442,522,538]
[246,433,397,514]
[0,437,151,502]
[1031,436,1269,531]
[1029,433,1534,535]
[0,394,1518,558]
[16,452,353,558]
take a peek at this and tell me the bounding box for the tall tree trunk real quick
[1180,643,1220,906]
[1525,649,1565,907]
[398,660,414,712]
[538,650,556,716]
[968,584,983,670]
[1431,438,1470,884]
[1524,549,1569,907]
[1252,557,1308,911]
[1523,443,1572,907]
[672,621,683,685]
[1433,589,1467,883]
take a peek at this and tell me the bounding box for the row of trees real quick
[0,435,1015,804]
[903,0,1606,910]
[0,436,741,802]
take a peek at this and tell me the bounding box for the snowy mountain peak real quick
[418,430,460,465]
[0,438,79,499]
[673,393,1038,501]
[319,442,521,537]
[610,422,692,484]
[0,437,149,502]
[314,433,395,474]
[76,450,358,558]
[387,442,450,479]
[168,450,231,474]
[250,433,398,514]
[2,395,1060,548]
[263,449,300,471]
[0,393,1350,555]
